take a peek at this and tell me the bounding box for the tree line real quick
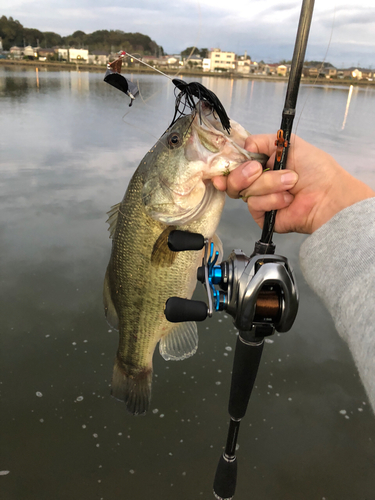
[0,15,163,55]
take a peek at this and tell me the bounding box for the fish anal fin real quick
[103,269,119,331]
[106,202,121,239]
[151,226,177,267]
[159,321,198,361]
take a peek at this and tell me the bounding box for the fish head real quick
[142,102,268,225]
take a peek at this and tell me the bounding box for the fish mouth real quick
[190,103,269,175]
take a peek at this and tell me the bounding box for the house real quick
[361,68,373,79]
[209,49,236,71]
[10,46,24,59]
[88,51,109,65]
[183,54,202,68]
[277,64,288,76]
[57,48,68,61]
[24,45,37,59]
[351,68,373,80]
[203,58,211,72]
[340,67,373,80]
[249,61,258,73]
[256,63,271,75]
[304,65,319,77]
[267,63,280,74]
[321,67,337,78]
[140,55,159,66]
[69,48,89,63]
[167,55,182,66]
[38,48,56,61]
[236,59,251,74]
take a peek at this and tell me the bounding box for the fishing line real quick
[120,0,203,106]
[293,4,336,138]
[118,0,204,117]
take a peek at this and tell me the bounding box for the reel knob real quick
[164,297,208,322]
[167,230,205,252]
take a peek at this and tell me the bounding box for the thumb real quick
[245,134,277,157]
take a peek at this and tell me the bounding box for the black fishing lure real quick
[104,56,139,107]
[171,79,231,134]
[103,53,230,130]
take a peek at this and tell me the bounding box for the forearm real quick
[299,198,375,412]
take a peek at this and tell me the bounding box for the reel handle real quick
[168,230,205,252]
[164,297,208,322]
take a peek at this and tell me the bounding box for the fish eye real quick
[167,133,182,149]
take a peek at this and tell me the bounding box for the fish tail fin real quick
[111,356,152,416]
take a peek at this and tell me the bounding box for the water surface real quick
[1,66,375,499]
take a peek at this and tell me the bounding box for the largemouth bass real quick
[104,103,268,415]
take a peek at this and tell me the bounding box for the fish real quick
[103,102,268,415]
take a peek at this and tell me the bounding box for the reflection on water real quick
[341,85,354,130]
[1,66,375,500]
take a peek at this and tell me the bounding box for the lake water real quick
[1,65,375,499]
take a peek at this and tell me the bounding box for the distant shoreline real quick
[1,59,374,87]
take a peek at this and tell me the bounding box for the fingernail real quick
[281,172,298,185]
[242,161,261,178]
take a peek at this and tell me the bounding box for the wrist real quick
[311,178,375,233]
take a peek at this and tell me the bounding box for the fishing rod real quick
[163,0,315,498]
[257,0,316,253]
[210,1,315,497]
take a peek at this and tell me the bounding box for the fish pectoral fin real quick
[151,226,177,267]
[103,269,119,331]
[159,321,198,361]
[106,202,121,239]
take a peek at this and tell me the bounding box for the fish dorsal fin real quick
[159,321,198,361]
[106,202,121,239]
[151,226,177,267]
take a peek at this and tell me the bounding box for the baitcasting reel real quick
[164,230,298,338]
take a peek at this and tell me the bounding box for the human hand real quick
[213,134,375,234]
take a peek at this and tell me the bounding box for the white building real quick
[167,55,182,66]
[69,48,88,63]
[88,51,109,65]
[203,58,211,72]
[209,49,236,71]
[24,46,38,58]
[236,60,251,74]
[57,48,69,61]
[10,46,24,59]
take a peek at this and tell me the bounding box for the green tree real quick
[0,15,24,49]
[181,46,199,57]
[0,17,161,56]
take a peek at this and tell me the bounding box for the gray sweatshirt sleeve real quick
[299,198,375,412]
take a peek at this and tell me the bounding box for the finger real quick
[244,134,277,157]
[246,192,294,223]
[226,161,263,199]
[212,175,227,191]
[239,170,298,198]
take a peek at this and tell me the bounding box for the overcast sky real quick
[1,0,374,68]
